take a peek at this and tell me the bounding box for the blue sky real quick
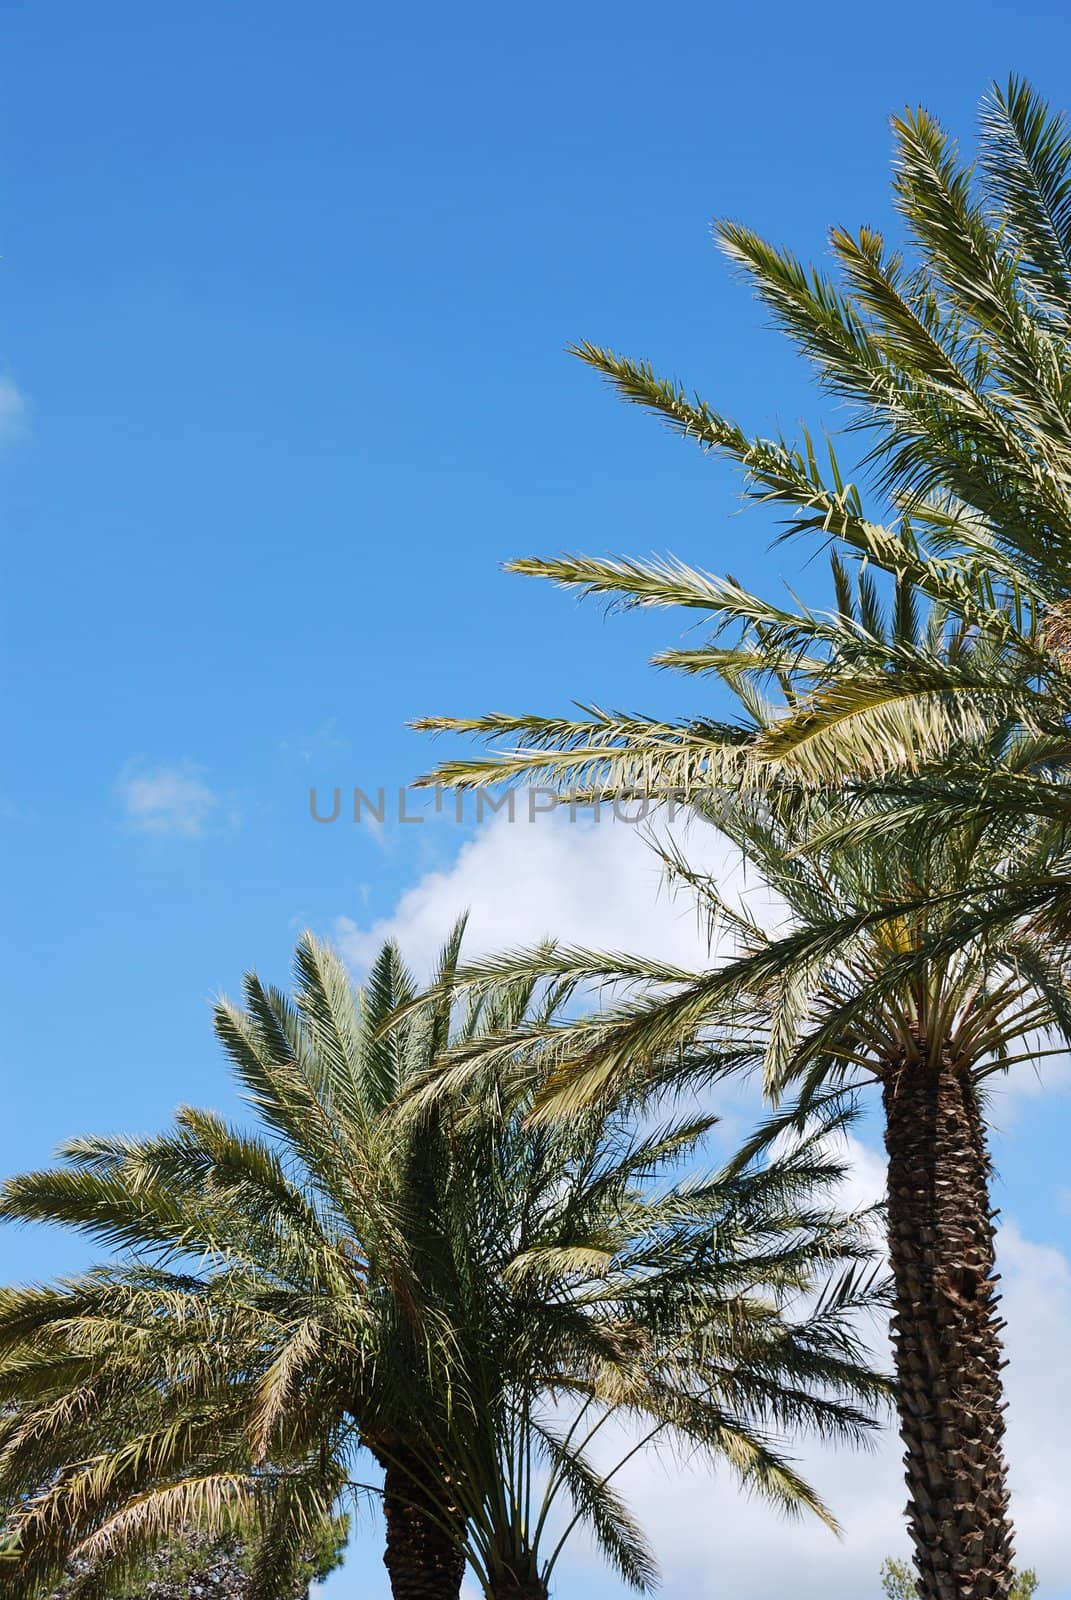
[4,3,1071,1595]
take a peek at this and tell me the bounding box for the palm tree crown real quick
[413,80,1071,882]
[0,924,886,1600]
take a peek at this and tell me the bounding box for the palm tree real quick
[0,924,886,1600]
[411,79,1071,1600]
[413,553,1071,1600]
[410,761,1069,1600]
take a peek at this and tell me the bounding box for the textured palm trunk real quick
[489,1579,548,1600]
[882,1052,1015,1600]
[381,1455,465,1600]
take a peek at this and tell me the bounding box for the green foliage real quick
[110,1517,349,1597]
[0,925,887,1600]
[409,77,1071,1600]
[62,1517,348,1599]
[407,72,1071,1182]
[880,1557,1038,1600]
[414,79,1071,952]
[404,607,1071,1127]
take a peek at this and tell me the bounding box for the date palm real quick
[413,81,1071,1600]
[415,769,1069,1600]
[414,552,1071,1600]
[0,924,886,1600]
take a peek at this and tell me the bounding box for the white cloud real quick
[333,809,780,978]
[998,1223,1071,1576]
[984,1039,1071,1110]
[117,761,232,839]
[0,376,27,441]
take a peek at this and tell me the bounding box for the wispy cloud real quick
[0,377,27,442]
[118,761,234,839]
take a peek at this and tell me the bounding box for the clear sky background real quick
[4,3,1071,1596]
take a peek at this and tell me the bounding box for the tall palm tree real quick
[0,925,886,1600]
[414,559,1071,1600]
[411,771,1070,1600]
[412,80,1071,1600]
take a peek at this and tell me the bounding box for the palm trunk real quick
[382,1453,465,1600]
[485,1540,547,1600]
[489,1580,548,1600]
[882,1052,1015,1600]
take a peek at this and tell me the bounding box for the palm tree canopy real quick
[0,924,888,1600]
[413,80,1071,899]
[403,613,1071,1124]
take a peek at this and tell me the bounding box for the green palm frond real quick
[981,77,1071,311]
[412,83,1071,920]
[414,704,753,797]
[0,924,886,1597]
